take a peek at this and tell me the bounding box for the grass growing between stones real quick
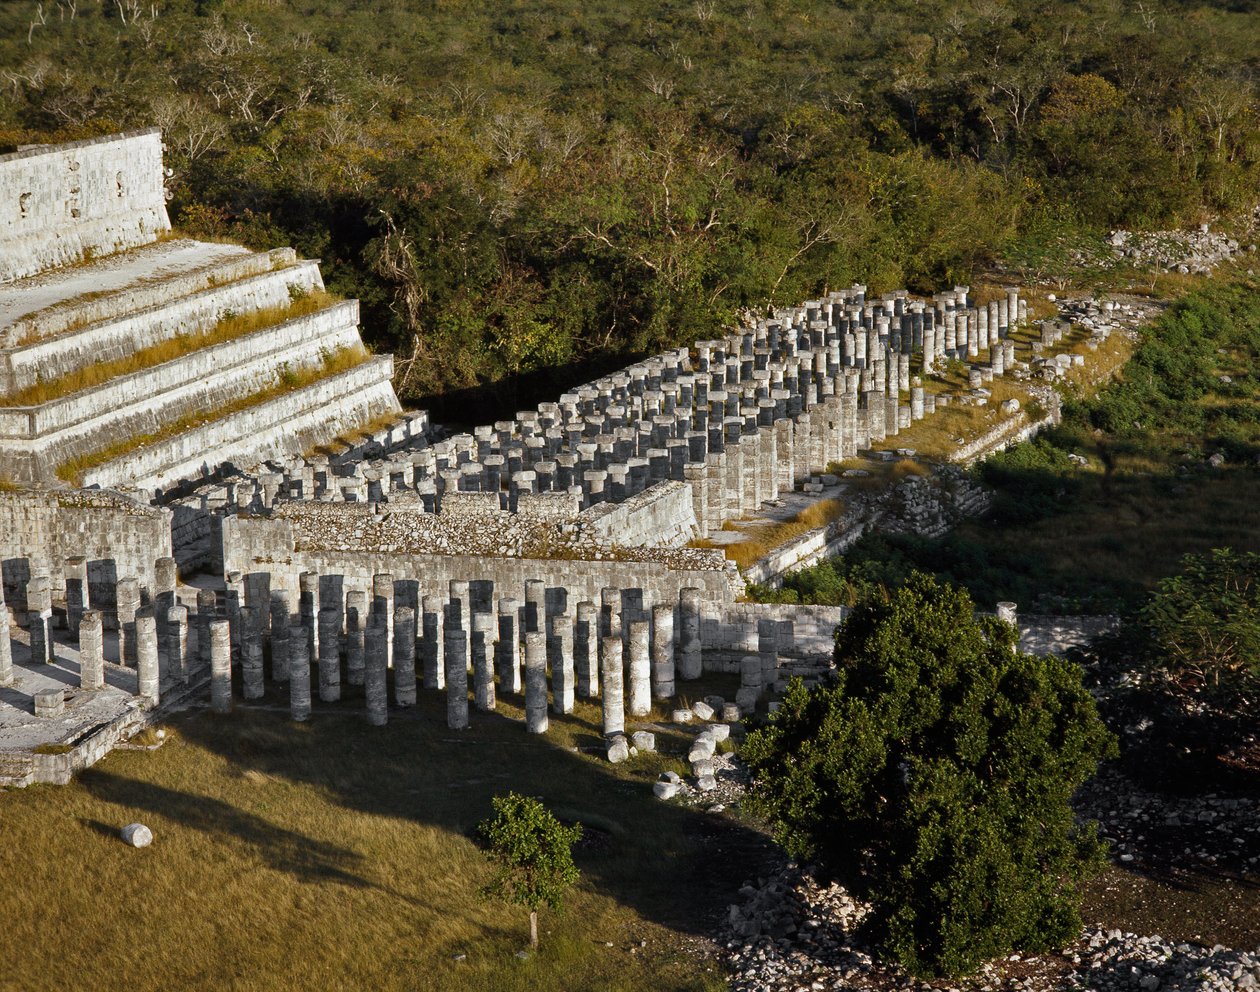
[696,498,845,571]
[54,344,370,485]
[0,681,759,992]
[5,290,340,406]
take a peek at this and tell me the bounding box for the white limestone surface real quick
[0,238,249,333]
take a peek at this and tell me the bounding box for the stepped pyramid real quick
[0,128,402,493]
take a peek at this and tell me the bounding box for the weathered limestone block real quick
[34,688,64,718]
[209,619,232,713]
[78,609,104,690]
[600,634,625,737]
[393,606,417,707]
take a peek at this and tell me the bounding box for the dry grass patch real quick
[718,497,845,570]
[0,695,752,992]
[55,344,369,485]
[877,377,1037,462]
[6,290,340,406]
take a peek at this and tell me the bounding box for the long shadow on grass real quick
[79,768,377,890]
[133,692,777,941]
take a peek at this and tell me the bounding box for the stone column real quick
[372,573,395,669]
[471,611,496,712]
[268,589,290,682]
[299,571,320,660]
[136,609,160,708]
[678,587,702,680]
[448,579,470,642]
[210,619,232,714]
[574,600,598,698]
[364,618,388,727]
[757,618,779,691]
[600,635,625,737]
[524,631,549,733]
[289,624,312,722]
[550,611,574,715]
[64,556,87,638]
[735,653,763,713]
[114,577,141,666]
[600,586,621,640]
[0,583,10,687]
[393,606,417,706]
[626,619,651,717]
[996,601,1018,626]
[524,579,546,635]
[318,606,341,702]
[167,604,189,683]
[420,594,444,690]
[444,627,470,730]
[242,611,265,701]
[345,589,367,687]
[78,609,104,690]
[495,598,520,694]
[27,576,53,665]
[651,603,675,701]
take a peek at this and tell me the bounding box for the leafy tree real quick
[478,792,582,949]
[742,573,1116,978]
[1138,548,1260,693]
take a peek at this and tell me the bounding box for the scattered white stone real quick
[671,708,693,723]
[692,700,715,721]
[653,779,680,800]
[606,735,630,763]
[630,730,656,752]
[120,823,153,848]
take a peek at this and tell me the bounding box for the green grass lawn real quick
[1,681,763,992]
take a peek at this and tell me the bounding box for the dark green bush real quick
[742,574,1116,978]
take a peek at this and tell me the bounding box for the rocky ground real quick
[1064,227,1257,276]
[675,666,1260,991]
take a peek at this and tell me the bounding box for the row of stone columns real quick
[200,570,710,734]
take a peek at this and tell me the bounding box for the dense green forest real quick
[2,1,1259,417]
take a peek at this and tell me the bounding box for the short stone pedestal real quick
[34,688,64,718]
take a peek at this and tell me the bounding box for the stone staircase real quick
[0,131,403,493]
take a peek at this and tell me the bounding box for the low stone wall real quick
[1019,613,1119,656]
[0,488,172,608]
[0,129,170,283]
[81,355,401,493]
[579,480,698,548]
[0,258,324,394]
[741,512,868,587]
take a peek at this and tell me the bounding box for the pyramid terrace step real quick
[0,239,264,340]
[0,300,363,484]
[80,356,401,493]
[0,255,322,396]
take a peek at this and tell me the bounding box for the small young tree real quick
[742,573,1116,978]
[478,792,582,949]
